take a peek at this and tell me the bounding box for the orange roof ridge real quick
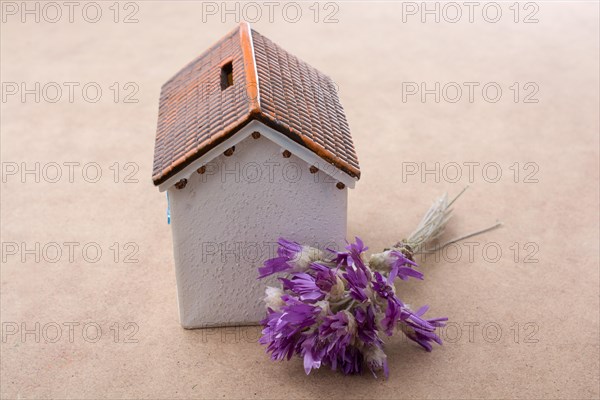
[152,24,360,186]
[239,21,261,115]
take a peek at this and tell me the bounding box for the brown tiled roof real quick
[152,22,360,186]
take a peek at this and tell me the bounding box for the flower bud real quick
[369,251,392,272]
[293,246,326,270]
[328,275,346,301]
[264,286,285,311]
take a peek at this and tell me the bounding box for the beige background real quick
[1,1,599,399]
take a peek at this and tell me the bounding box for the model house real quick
[152,22,360,328]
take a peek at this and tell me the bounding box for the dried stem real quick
[395,187,501,255]
[418,221,503,254]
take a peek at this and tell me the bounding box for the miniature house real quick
[152,22,360,328]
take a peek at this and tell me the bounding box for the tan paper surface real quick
[1,2,598,398]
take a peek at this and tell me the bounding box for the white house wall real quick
[168,132,348,328]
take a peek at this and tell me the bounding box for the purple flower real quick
[300,331,325,374]
[347,236,368,257]
[400,305,447,352]
[347,238,369,272]
[278,238,304,258]
[299,311,358,375]
[354,305,381,345]
[342,238,375,302]
[329,248,352,269]
[258,256,292,279]
[258,236,448,378]
[320,311,355,355]
[343,264,370,302]
[337,345,364,375]
[372,271,396,301]
[381,299,401,336]
[280,273,324,302]
[257,238,302,278]
[372,271,404,335]
[259,308,295,361]
[388,250,423,281]
[259,295,321,361]
[370,249,423,282]
[330,237,368,269]
[258,238,325,279]
[310,262,339,293]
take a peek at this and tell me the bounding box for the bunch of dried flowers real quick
[257,188,500,378]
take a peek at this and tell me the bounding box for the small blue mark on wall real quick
[166,192,171,224]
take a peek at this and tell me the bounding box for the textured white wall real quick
[168,132,348,328]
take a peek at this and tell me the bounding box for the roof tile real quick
[152,23,360,185]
